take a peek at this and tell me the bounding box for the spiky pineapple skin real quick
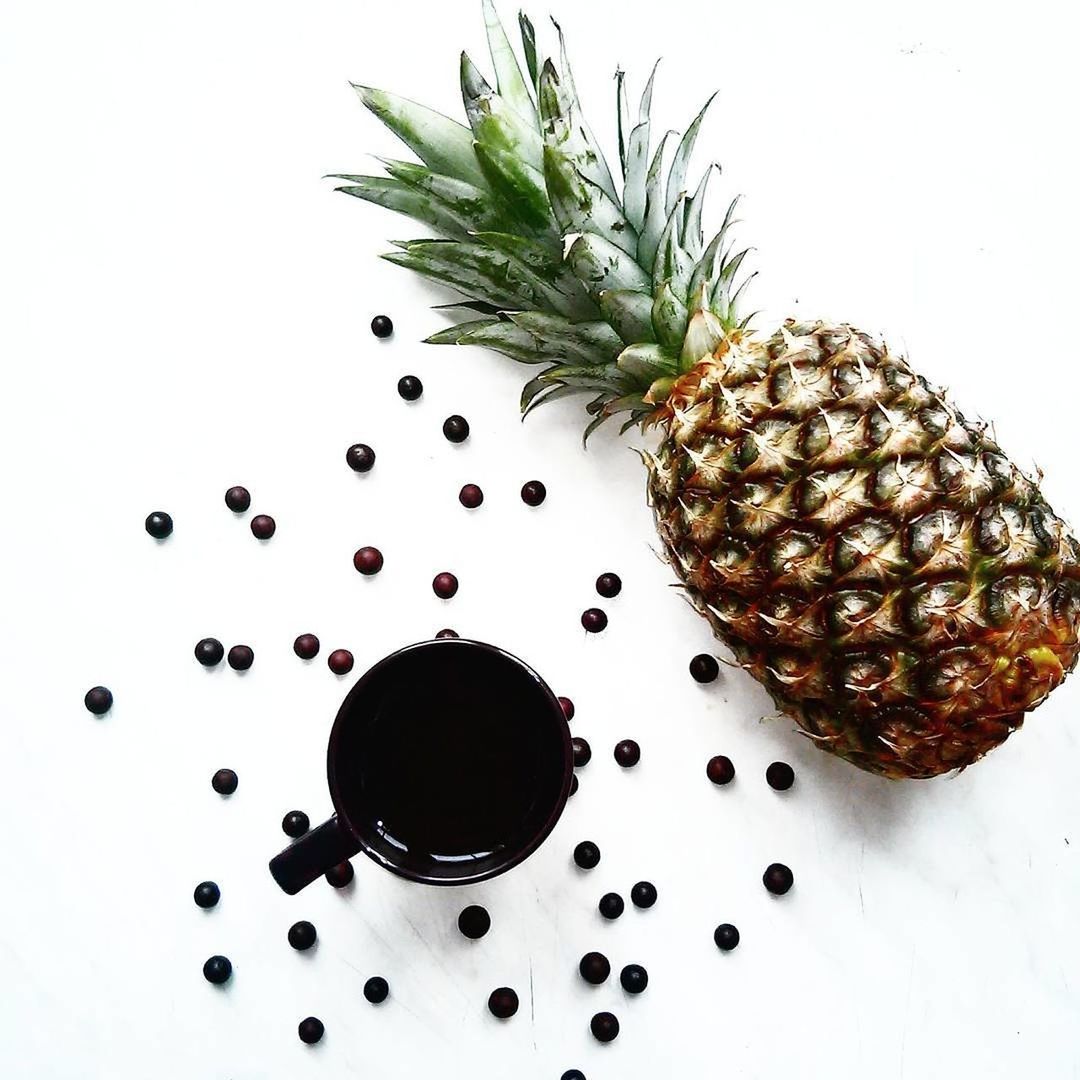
[647,320,1080,778]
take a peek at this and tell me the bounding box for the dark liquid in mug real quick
[337,646,556,864]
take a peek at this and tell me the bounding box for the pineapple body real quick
[648,321,1080,777]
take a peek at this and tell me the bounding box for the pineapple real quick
[336,2,1080,778]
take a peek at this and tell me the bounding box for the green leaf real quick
[457,319,559,363]
[473,141,552,234]
[665,94,716,216]
[688,195,741,302]
[651,281,689,350]
[460,52,543,172]
[523,382,596,418]
[333,177,472,241]
[518,12,539,94]
[508,312,623,364]
[653,196,695,297]
[567,233,651,301]
[353,84,488,190]
[370,160,504,233]
[637,129,674,269]
[425,318,501,344]
[616,342,677,382]
[616,69,629,180]
[482,0,537,125]
[599,288,656,344]
[681,163,717,259]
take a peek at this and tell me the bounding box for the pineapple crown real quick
[335,1,753,440]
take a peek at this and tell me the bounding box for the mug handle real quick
[269,814,360,895]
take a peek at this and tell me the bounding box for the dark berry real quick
[595,572,622,598]
[298,1016,324,1044]
[631,881,657,909]
[250,514,276,540]
[714,923,740,951]
[202,955,232,985]
[614,739,640,768]
[224,486,251,513]
[288,920,317,950]
[84,686,113,715]
[325,860,354,888]
[562,1073,586,1080]
[598,893,624,920]
[282,810,310,838]
[145,511,173,539]
[227,645,254,671]
[194,637,224,667]
[558,696,575,721]
[442,415,470,443]
[328,649,354,675]
[572,737,591,768]
[590,1012,619,1043]
[569,774,579,797]
[573,841,600,870]
[766,761,796,791]
[293,633,320,660]
[346,443,376,473]
[433,572,459,599]
[371,314,394,338]
[436,628,459,639]
[364,976,389,1004]
[520,480,546,506]
[458,483,484,508]
[488,987,518,1019]
[193,881,220,909]
[707,755,735,785]
[619,963,648,994]
[689,653,720,683]
[211,768,238,795]
[353,546,384,575]
[578,951,610,985]
[763,863,794,895]
[397,375,423,401]
[581,608,607,633]
[458,905,491,940]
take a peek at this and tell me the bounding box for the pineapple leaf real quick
[567,232,651,301]
[333,177,473,242]
[481,0,537,125]
[460,52,544,172]
[651,281,689,350]
[371,160,504,233]
[425,318,501,344]
[518,12,540,94]
[653,196,695,298]
[681,163,717,259]
[431,300,505,315]
[637,129,675,268]
[472,141,553,234]
[665,93,716,216]
[679,307,724,368]
[523,382,596,418]
[456,318,560,363]
[616,69,629,180]
[599,288,656,344]
[508,311,623,364]
[543,145,638,257]
[353,85,489,191]
[616,342,678,382]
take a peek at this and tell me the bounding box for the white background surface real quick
[3,1,1080,1077]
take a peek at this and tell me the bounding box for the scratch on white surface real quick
[402,914,471,1005]
[899,948,916,1078]
[529,959,536,1049]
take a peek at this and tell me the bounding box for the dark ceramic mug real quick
[269,638,573,893]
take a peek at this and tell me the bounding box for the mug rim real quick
[326,637,573,886]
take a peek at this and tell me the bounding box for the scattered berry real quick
[458,905,491,940]
[573,841,601,870]
[578,952,611,985]
[397,375,423,401]
[144,511,173,539]
[224,486,251,513]
[520,480,546,506]
[713,923,740,951]
[436,628,459,639]
[212,768,238,795]
[631,881,657,909]
[614,739,640,768]
[84,686,113,715]
[353,546,384,575]
[433,572,459,599]
[766,761,796,791]
[569,774,579,797]
[288,921,317,951]
[562,1072,586,1080]
[590,1012,619,1043]
[346,444,376,472]
[706,755,735,785]
[328,649,354,675]
[202,955,232,985]
[325,861,354,888]
[581,608,607,633]
[282,810,310,839]
[250,514,276,540]
[298,1016,324,1044]
[194,637,224,667]
[458,483,484,509]
[598,893,624,920]
[763,863,794,895]
[442,415,470,443]
[689,653,720,683]
[595,572,622,598]
[227,645,254,671]
[293,633,320,660]
[193,881,220,909]
[619,964,648,995]
[364,976,389,1004]
[370,315,394,338]
[558,696,575,721]
[488,987,519,1019]
[572,737,591,768]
